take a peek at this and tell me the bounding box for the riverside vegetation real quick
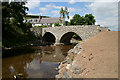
[2,2,36,48]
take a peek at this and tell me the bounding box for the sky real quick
[25,0,120,31]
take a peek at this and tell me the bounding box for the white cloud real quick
[68,8,83,13]
[53,6,63,9]
[87,1,118,31]
[51,10,60,16]
[39,7,49,15]
[39,4,80,17]
[93,0,119,2]
[25,0,40,9]
[51,10,59,13]
[27,13,40,15]
[68,8,76,12]
[66,15,73,22]
[45,3,64,9]
[39,7,47,11]
[69,0,76,4]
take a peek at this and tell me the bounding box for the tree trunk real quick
[62,18,65,26]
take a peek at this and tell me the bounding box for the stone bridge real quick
[30,25,108,44]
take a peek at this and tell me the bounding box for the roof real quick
[24,17,63,24]
[40,17,61,24]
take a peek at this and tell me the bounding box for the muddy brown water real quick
[2,45,74,78]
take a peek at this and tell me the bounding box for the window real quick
[34,19,37,23]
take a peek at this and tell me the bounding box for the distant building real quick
[23,16,63,27]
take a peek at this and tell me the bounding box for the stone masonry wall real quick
[30,28,42,38]
[30,25,108,44]
[42,25,108,43]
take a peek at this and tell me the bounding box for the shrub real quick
[34,25,47,28]
[50,23,53,27]
[41,25,47,28]
[54,22,61,26]
[26,22,32,28]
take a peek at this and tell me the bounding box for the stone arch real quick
[60,32,82,44]
[42,32,56,44]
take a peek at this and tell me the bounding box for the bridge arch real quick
[60,32,82,44]
[42,32,56,44]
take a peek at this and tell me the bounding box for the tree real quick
[2,2,29,33]
[2,2,31,47]
[70,14,84,25]
[59,6,69,25]
[70,14,96,25]
[65,21,70,26]
[84,14,96,25]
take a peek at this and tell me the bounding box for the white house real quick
[23,16,63,27]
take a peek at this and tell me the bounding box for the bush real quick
[41,25,47,28]
[54,22,61,26]
[73,34,82,41]
[50,23,53,27]
[65,21,70,26]
[34,25,47,28]
[26,22,32,28]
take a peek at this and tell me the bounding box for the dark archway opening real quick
[42,32,56,45]
[60,32,82,45]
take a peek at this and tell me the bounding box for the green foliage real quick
[73,34,79,38]
[2,2,36,48]
[2,2,29,32]
[40,25,47,28]
[73,34,82,41]
[70,14,96,25]
[59,6,69,25]
[70,14,84,25]
[65,21,70,26]
[50,23,53,27]
[34,25,47,28]
[84,14,96,25]
[54,22,61,26]
[70,55,74,61]
[23,22,32,33]
[26,22,32,28]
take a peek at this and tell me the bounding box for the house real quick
[23,15,63,27]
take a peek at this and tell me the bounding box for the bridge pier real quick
[54,38,62,45]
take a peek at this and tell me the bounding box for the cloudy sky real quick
[25,0,119,31]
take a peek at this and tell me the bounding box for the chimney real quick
[39,15,41,21]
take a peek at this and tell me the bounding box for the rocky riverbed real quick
[56,31,118,79]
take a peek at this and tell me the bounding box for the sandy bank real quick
[57,31,118,78]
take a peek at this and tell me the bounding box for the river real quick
[2,45,74,78]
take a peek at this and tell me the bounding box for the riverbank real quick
[56,31,118,78]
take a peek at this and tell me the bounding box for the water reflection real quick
[2,45,74,78]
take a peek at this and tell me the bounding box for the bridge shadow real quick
[42,32,56,45]
[42,32,82,45]
[60,32,82,45]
